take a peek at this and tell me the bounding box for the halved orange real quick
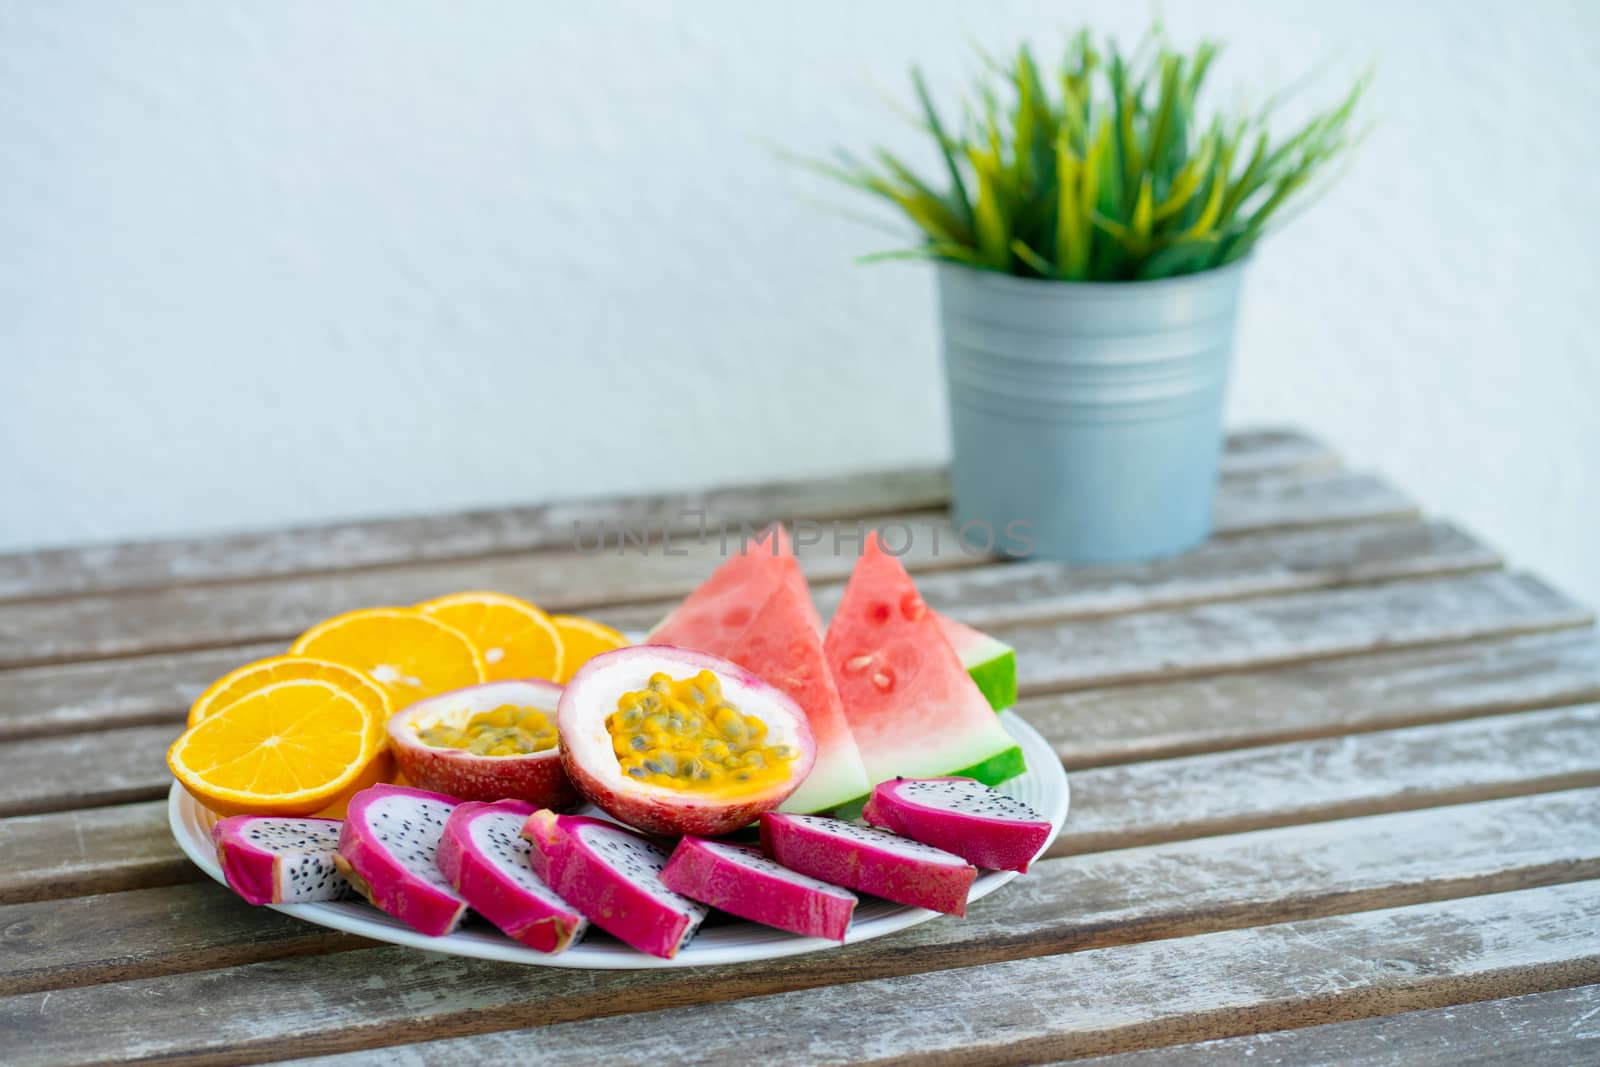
[187,656,391,751]
[168,679,384,816]
[550,614,629,682]
[289,607,485,709]
[417,591,563,683]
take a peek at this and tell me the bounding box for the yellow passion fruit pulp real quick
[418,703,557,757]
[606,670,796,792]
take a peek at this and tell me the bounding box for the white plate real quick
[168,710,1069,969]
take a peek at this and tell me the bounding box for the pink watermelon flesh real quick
[647,524,793,648]
[825,534,1025,792]
[936,614,1017,712]
[648,523,872,814]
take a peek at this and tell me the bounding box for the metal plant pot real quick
[936,259,1247,563]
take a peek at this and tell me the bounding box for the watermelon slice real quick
[825,534,1025,789]
[649,525,873,815]
[936,615,1016,712]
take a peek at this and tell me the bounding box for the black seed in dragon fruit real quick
[862,776,1051,872]
[212,815,350,905]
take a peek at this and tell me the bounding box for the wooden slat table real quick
[2,427,1598,1066]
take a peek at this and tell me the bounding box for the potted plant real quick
[818,29,1366,562]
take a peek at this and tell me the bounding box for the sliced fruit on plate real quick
[936,615,1017,712]
[862,776,1051,873]
[825,533,1025,788]
[648,523,791,650]
[418,590,564,683]
[188,655,391,735]
[760,812,977,916]
[649,523,872,815]
[558,645,815,837]
[167,678,387,816]
[212,815,351,905]
[387,678,580,809]
[437,800,588,953]
[550,614,629,683]
[528,811,708,959]
[290,607,486,709]
[335,783,468,936]
[661,836,857,942]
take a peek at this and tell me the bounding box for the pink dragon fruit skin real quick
[437,800,588,953]
[760,813,977,917]
[532,812,707,959]
[212,815,349,906]
[862,776,1052,873]
[662,836,857,942]
[335,783,469,937]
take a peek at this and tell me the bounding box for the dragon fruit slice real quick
[760,812,977,916]
[862,776,1052,873]
[212,815,350,905]
[662,836,857,942]
[335,783,469,936]
[436,800,588,953]
[531,812,707,959]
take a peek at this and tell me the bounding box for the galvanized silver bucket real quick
[936,259,1247,563]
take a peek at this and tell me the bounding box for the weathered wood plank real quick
[0,724,188,817]
[8,787,1598,998]
[0,469,1412,671]
[1010,571,1591,694]
[1068,984,1600,1066]
[79,881,1595,1067]
[0,430,1333,605]
[1052,704,1600,856]
[1034,628,1600,769]
[0,802,196,906]
[0,519,1499,743]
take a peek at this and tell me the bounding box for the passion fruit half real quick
[387,679,580,809]
[558,645,815,837]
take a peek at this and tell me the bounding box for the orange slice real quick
[290,607,485,709]
[551,614,629,682]
[168,679,383,816]
[188,656,391,750]
[417,591,563,683]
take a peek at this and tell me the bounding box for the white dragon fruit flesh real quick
[212,815,350,905]
[662,836,857,941]
[862,776,1052,873]
[436,799,588,953]
[529,811,707,959]
[335,783,469,936]
[760,812,977,916]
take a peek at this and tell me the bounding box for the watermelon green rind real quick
[951,742,1026,786]
[936,614,1017,712]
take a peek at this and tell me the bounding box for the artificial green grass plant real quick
[821,29,1367,281]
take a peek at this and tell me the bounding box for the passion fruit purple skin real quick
[557,645,816,838]
[387,679,581,809]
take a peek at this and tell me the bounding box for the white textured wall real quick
[3,1,1596,604]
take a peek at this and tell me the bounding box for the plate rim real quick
[167,708,1069,969]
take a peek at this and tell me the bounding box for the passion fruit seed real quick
[607,670,795,792]
[417,704,557,757]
